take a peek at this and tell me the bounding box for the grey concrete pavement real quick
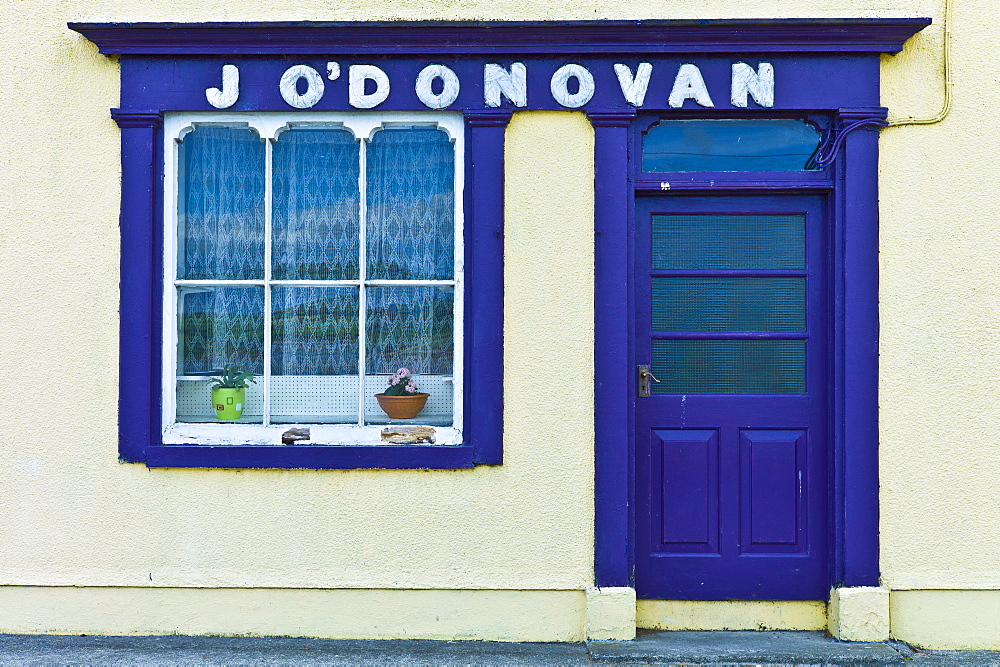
[0,631,998,665]
[589,630,1000,665]
[0,635,591,666]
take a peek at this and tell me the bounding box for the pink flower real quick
[389,375,400,386]
[405,382,416,393]
[397,368,411,378]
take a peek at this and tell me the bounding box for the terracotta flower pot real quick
[375,392,429,420]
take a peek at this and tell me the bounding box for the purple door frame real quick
[593,102,894,593]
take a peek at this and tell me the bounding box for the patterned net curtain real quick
[366,127,454,376]
[178,126,265,375]
[176,122,455,408]
[271,127,361,376]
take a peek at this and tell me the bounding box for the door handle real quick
[638,365,661,398]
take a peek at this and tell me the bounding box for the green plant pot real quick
[212,387,246,420]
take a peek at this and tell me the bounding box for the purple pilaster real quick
[111,109,163,463]
[590,110,636,586]
[463,110,511,465]
[832,106,888,586]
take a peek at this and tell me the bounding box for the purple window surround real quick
[107,107,505,471]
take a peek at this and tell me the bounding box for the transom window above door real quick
[642,119,823,172]
[163,112,464,437]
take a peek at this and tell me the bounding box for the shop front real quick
[10,15,994,646]
[66,18,931,639]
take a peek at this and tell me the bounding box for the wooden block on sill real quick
[380,426,436,444]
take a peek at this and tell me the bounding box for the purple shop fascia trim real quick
[69,19,930,56]
[112,108,162,464]
[87,20,919,529]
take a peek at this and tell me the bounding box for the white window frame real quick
[161,111,465,445]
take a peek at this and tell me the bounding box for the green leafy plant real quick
[209,364,257,390]
[383,367,419,396]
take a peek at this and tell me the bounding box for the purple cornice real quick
[836,106,890,122]
[110,108,162,128]
[68,19,930,57]
[463,110,514,127]
[588,110,638,127]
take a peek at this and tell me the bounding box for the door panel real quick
[739,429,807,552]
[655,429,720,551]
[634,195,828,600]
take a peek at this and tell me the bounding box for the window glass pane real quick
[366,127,455,280]
[272,287,359,376]
[366,285,453,374]
[652,339,805,394]
[175,286,264,423]
[272,127,360,280]
[270,287,359,424]
[178,126,265,279]
[365,285,454,426]
[642,119,821,172]
[652,277,805,332]
[652,214,805,270]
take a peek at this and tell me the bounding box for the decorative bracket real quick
[811,107,889,168]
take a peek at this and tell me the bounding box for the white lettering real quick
[327,62,341,81]
[415,64,461,109]
[206,64,239,109]
[349,65,391,109]
[484,63,527,108]
[668,64,714,109]
[550,64,595,108]
[613,63,652,107]
[731,62,774,108]
[279,65,325,109]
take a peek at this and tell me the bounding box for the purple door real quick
[634,195,829,600]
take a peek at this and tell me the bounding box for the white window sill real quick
[163,423,462,447]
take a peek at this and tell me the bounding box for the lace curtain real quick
[273,127,360,280]
[178,126,265,374]
[179,126,265,280]
[366,286,454,375]
[271,287,359,376]
[179,286,264,375]
[365,127,455,375]
[366,127,454,281]
[177,123,454,379]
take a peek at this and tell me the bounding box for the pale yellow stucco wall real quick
[1,0,999,647]
[879,0,1000,593]
[875,0,1000,648]
[891,590,1000,649]
[637,600,827,631]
